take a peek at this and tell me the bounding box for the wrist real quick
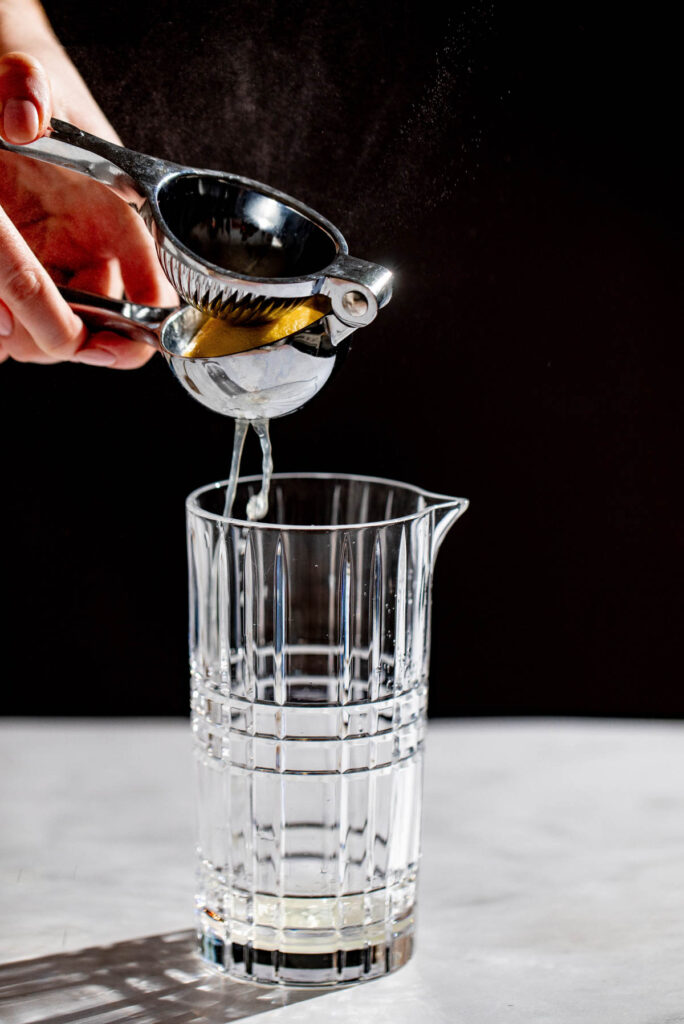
[0,1,58,53]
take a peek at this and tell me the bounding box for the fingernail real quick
[0,303,13,336]
[71,348,117,367]
[3,98,40,144]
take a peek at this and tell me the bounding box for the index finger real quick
[0,204,86,357]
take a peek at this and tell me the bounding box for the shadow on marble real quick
[0,930,329,1023]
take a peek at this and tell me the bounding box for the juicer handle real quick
[59,287,170,347]
[320,255,393,328]
[0,119,173,208]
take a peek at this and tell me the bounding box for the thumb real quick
[0,52,52,144]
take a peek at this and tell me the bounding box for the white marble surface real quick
[1,719,684,1023]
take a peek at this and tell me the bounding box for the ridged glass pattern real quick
[187,474,466,986]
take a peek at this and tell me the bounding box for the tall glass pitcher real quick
[187,473,468,987]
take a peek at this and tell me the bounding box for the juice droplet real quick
[246,420,273,522]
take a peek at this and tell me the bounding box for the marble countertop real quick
[1,718,683,1023]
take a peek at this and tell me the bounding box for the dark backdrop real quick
[1,2,682,716]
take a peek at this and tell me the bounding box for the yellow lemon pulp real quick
[184,296,331,358]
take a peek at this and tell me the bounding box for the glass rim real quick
[186,471,467,532]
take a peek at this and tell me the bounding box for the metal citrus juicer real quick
[0,119,392,509]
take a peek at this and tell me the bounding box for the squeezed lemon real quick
[184,296,331,358]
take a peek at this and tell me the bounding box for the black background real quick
[1,2,682,717]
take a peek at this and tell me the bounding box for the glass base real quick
[197,921,414,987]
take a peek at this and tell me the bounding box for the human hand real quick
[0,40,176,369]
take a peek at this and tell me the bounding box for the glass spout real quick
[426,492,469,564]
